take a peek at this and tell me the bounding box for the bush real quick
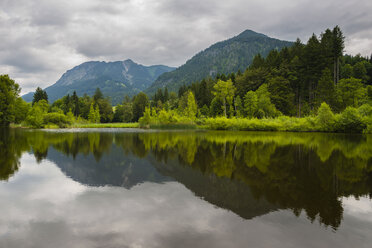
[316,102,335,131]
[335,107,366,133]
[43,112,72,128]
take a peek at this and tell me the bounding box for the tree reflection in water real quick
[1,128,371,230]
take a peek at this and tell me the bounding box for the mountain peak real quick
[146,29,293,94]
[236,29,267,38]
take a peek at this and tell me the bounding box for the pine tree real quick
[32,87,48,106]
[316,68,336,108]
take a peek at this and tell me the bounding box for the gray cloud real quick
[0,0,371,94]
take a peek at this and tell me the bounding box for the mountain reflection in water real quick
[1,128,372,231]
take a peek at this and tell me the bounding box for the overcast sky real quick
[1,0,371,94]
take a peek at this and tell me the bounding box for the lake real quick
[1,128,372,247]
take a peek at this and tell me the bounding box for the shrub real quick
[316,102,335,131]
[43,112,71,128]
[336,107,366,133]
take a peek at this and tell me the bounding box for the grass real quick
[69,123,139,128]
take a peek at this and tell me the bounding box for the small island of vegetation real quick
[1,26,372,133]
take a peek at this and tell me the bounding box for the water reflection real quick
[1,128,372,231]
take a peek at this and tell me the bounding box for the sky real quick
[1,0,371,95]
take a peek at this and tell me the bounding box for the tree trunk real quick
[223,98,227,118]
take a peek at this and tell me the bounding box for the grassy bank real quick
[69,123,139,128]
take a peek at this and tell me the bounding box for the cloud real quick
[1,153,372,248]
[0,0,371,94]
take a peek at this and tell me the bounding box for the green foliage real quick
[185,91,198,120]
[256,84,280,118]
[268,76,295,115]
[132,92,149,121]
[212,79,236,117]
[25,100,49,128]
[244,91,258,118]
[32,87,48,106]
[0,75,20,126]
[316,68,336,108]
[336,107,366,133]
[43,112,72,128]
[336,78,366,109]
[88,103,100,123]
[14,98,30,124]
[316,102,335,131]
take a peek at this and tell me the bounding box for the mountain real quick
[22,59,175,104]
[146,29,293,94]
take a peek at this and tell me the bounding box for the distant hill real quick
[22,59,175,105]
[146,30,293,94]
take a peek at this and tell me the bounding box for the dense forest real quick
[0,26,371,132]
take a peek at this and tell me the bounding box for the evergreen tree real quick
[316,68,336,108]
[88,103,96,123]
[132,92,149,121]
[332,26,345,85]
[71,91,80,116]
[32,87,48,106]
[93,88,103,103]
[268,76,294,115]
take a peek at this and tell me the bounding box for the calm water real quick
[1,128,372,247]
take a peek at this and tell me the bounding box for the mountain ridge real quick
[22,59,175,104]
[145,29,293,94]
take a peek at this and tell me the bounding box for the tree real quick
[268,76,295,115]
[185,91,197,119]
[256,84,279,118]
[132,92,149,121]
[25,100,49,128]
[316,102,335,131]
[352,62,368,81]
[88,103,100,123]
[14,98,30,124]
[234,96,243,117]
[0,75,20,126]
[244,91,258,118]
[337,78,366,109]
[315,68,336,108]
[212,79,236,118]
[93,88,104,103]
[32,87,48,106]
[332,26,345,85]
[71,91,80,117]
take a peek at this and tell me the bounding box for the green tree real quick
[256,84,279,118]
[185,91,198,119]
[132,92,149,121]
[93,88,104,103]
[234,96,243,117]
[88,103,99,123]
[32,87,48,105]
[212,79,236,118]
[14,98,30,124]
[0,75,20,126]
[25,100,49,128]
[244,91,258,118]
[337,78,366,109]
[332,26,345,85]
[316,102,335,131]
[268,76,295,115]
[316,68,336,108]
[71,91,80,117]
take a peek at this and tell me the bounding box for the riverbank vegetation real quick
[1,26,372,132]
